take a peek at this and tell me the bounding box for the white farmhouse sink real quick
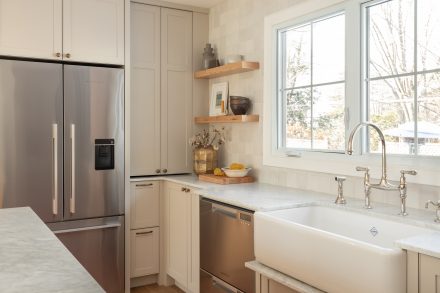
[255,205,432,293]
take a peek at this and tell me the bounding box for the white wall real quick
[208,0,440,210]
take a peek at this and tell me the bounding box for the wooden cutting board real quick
[198,174,254,185]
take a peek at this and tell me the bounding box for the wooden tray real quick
[198,174,254,185]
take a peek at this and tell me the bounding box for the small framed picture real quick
[210,82,228,116]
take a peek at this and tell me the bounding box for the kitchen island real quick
[0,207,103,293]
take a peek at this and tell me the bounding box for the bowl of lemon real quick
[221,163,251,178]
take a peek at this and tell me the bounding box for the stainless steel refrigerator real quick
[0,59,125,293]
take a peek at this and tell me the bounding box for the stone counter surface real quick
[0,207,103,293]
[132,174,440,259]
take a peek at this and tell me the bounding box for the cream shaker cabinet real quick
[160,8,193,175]
[165,182,190,287]
[0,0,62,60]
[420,254,440,293]
[130,181,160,229]
[130,3,193,176]
[130,181,160,279]
[131,227,160,278]
[407,251,440,293]
[0,0,124,65]
[63,0,124,65]
[131,3,162,176]
[163,182,199,293]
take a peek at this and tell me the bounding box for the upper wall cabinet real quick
[0,0,62,60]
[63,0,124,65]
[0,0,124,65]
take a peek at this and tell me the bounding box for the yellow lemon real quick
[229,163,245,170]
[213,168,224,176]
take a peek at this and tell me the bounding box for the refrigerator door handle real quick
[53,223,121,234]
[52,124,58,215]
[70,123,76,214]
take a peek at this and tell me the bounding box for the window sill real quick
[263,150,440,187]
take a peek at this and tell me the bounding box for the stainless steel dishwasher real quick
[200,198,255,293]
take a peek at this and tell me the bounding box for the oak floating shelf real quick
[194,115,259,124]
[194,61,260,79]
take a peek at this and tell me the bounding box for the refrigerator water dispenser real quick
[95,139,115,170]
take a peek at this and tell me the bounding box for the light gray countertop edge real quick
[245,261,324,293]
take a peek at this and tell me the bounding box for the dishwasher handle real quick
[212,203,238,219]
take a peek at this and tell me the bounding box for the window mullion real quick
[413,0,419,155]
[310,21,314,150]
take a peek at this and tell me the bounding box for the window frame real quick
[276,11,347,154]
[362,0,440,157]
[263,0,440,187]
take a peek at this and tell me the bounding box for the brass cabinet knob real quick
[181,187,186,192]
[55,52,61,57]
[162,169,167,173]
[65,53,71,58]
[155,169,161,174]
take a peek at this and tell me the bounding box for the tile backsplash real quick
[208,0,440,210]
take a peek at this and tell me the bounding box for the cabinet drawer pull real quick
[136,231,153,235]
[181,187,187,192]
[65,53,71,58]
[55,52,61,57]
[136,183,153,187]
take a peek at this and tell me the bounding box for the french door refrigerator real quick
[0,59,125,293]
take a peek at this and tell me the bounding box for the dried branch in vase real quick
[189,127,226,150]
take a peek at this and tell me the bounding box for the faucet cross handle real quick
[356,166,369,173]
[425,200,440,223]
[401,170,417,176]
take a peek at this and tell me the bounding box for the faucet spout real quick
[347,122,388,184]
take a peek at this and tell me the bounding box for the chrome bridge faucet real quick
[346,122,417,216]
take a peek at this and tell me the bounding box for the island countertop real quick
[0,207,103,293]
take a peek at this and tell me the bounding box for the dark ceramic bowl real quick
[229,96,251,115]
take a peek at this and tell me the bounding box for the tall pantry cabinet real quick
[131,3,196,176]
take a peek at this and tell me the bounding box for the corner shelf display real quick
[194,61,259,79]
[194,115,259,124]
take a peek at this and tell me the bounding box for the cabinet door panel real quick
[130,3,161,176]
[63,0,124,64]
[0,0,62,60]
[130,227,160,278]
[166,183,189,287]
[161,8,193,174]
[130,181,160,229]
[420,254,440,293]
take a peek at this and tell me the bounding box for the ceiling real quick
[165,0,224,8]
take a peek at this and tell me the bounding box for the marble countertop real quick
[131,174,331,211]
[131,174,440,267]
[0,207,103,293]
[396,232,440,259]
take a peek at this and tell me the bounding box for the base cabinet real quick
[163,182,199,293]
[130,228,160,278]
[407,251,440,293]
[420,254,440,293]
[130,181,160,280]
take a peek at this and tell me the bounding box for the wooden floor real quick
[131,284,184,293]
